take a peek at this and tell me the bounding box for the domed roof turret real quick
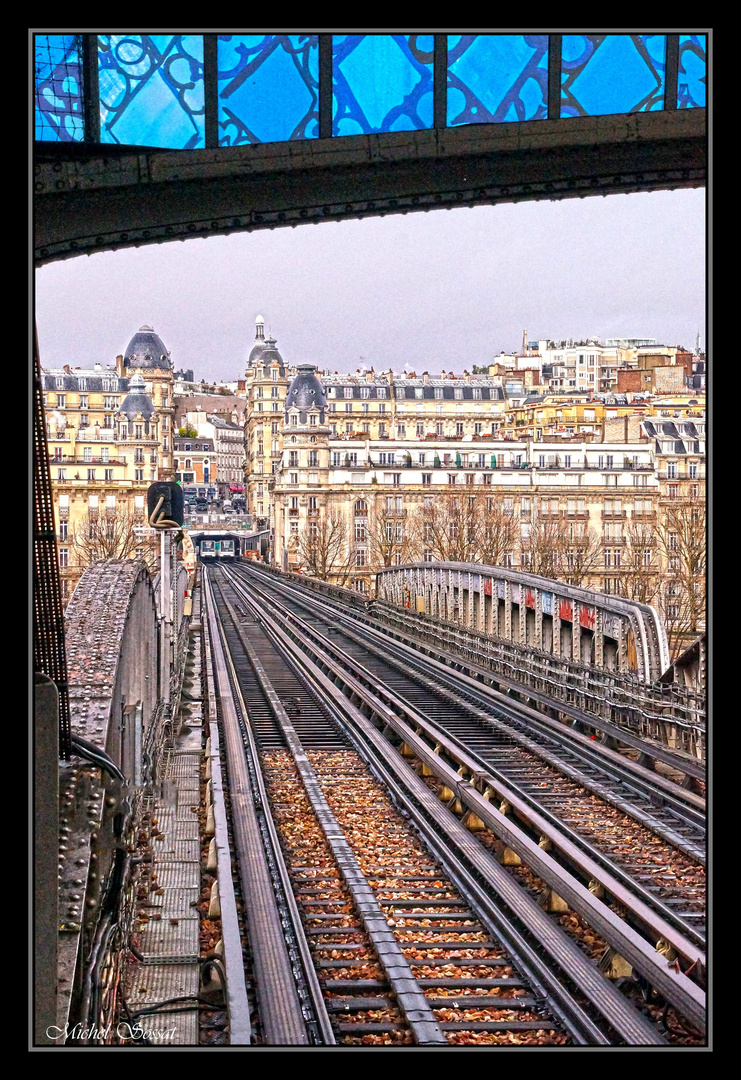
[285,363,327,414]
[123,325,171,369]
[119,373,155,420]
[259,336,285,370]
[248,314,268,366]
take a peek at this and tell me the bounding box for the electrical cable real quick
[69,734,125,781]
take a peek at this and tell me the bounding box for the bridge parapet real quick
[251,561,705,763]
[376,562,670,683]
[64,558,159,753]
[55,558,160,1034]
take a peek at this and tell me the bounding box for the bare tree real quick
[411,490,480,563]
[368,494,416,567]
[70,503,158,574]
[656,494,706,659]
[475,489,519,566]
[295,503,353,584]
[520,508,564,579]
[620,518,661,605]
[556,522,603,587]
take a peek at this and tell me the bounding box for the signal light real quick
[147,481,184,528]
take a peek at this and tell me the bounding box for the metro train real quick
[198,538,236,562]
[218,539,236,561]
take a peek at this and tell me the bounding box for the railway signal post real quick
[147,482,184,706]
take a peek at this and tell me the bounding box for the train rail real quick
[202,564,706,1044]
[241,568,704,842]
[226,566,706,1021]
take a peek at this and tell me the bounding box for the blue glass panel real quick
[333,35,433,136]
[561,35,667,117]
[99,35,205,148]
[35,34,84,141]
[218,35,318,144]
[678,35,706,109]
[447,35,548,125]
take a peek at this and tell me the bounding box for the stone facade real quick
[43,325,175,602]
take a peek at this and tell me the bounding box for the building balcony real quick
[52,454,128,466]
[601,510,628,518]
[562,510,589,518]
[602,536,625,545]
[584,462,653,471]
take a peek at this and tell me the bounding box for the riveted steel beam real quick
[34,109,705,265]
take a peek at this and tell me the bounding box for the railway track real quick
[234,564,706,948]
[225,568,706,1013]
[202,565,706,1045]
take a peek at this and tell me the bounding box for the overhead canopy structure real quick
[34,32,706,264]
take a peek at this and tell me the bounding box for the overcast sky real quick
[34,187,705,382]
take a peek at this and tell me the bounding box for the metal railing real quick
[254,563,705,761]
[372,601,705,760]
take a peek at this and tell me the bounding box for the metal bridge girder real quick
[34,110,705,265]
